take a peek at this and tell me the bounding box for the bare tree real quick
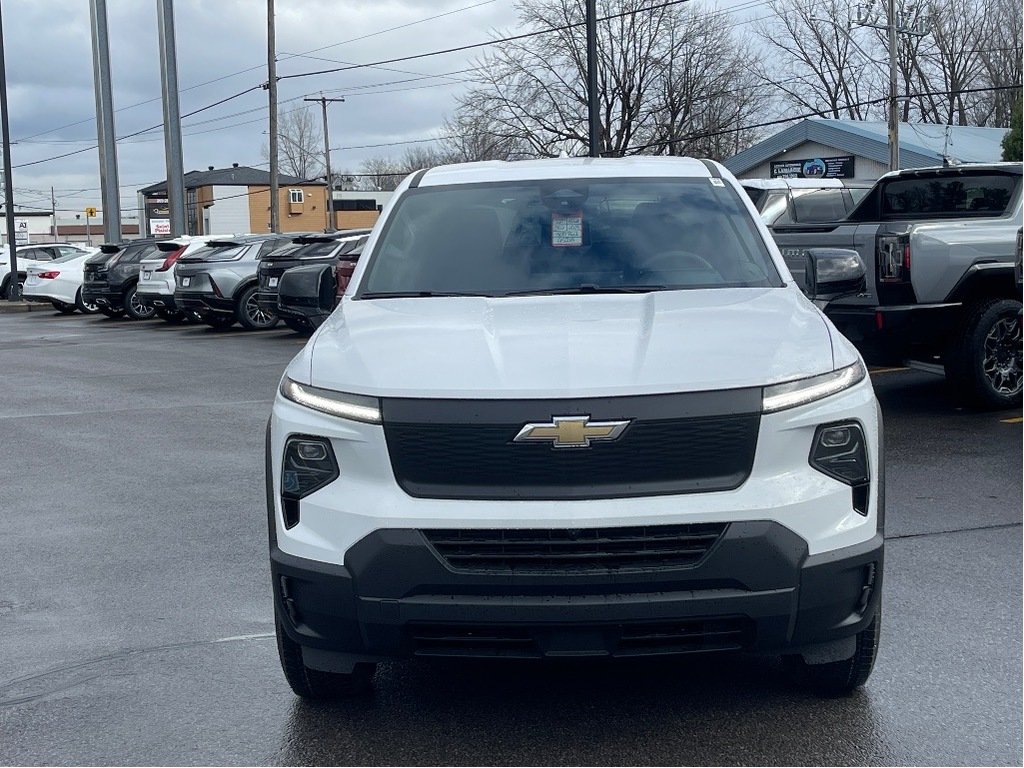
[450,0,768,158]
[262,106,324,180]
[357,146,454,191]
[755,0,883,120]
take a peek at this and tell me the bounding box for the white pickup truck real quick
[266,156,884,700]
[770,163,1022,408]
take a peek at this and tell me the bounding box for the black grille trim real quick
[409,616,752,658]
[424,523,728,574]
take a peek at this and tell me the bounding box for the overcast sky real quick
[2,0,758,219]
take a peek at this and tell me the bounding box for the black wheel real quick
[75,288,99,314]
[283,316,313,334]
[51,300,77,314]
[0,273,24,299]
[275,618,375,700]
[783,608,880,696]
[202,312,236,329]
[236,284,279,330]
[156,308,185,323]
[945,299,1023,409]
[99,306,125,318]
[124,285,156,320]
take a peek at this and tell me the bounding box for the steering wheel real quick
[637,250,719,276]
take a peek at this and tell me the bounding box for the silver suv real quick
[174,234,295,330]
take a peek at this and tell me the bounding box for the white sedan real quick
[22,247,101,313]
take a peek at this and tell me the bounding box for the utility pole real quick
[0,1,17,299]
[304,94,344,231]
[51,187,57,241]
[266,0,279,233]
[852,0,930,172]
[585,0,600,157]
[89,0,122,243]
[157,0,185,236]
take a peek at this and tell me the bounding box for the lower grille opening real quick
[424,523,728,574]
[409,617,752,659]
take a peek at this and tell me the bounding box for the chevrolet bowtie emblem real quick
[513,415,630,449]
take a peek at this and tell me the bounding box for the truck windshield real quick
[359,178,782,297]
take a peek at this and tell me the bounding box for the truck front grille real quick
[423,523,727,574]
[382,393,761,500]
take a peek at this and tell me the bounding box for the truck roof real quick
[878,162,1022,181]
[416,156,715,187]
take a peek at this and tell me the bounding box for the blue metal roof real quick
[724,118,1009,176]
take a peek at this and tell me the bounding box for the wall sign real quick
[770,155,855,179]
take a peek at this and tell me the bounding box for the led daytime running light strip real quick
[280,378,381,424]
[762,361,866,413]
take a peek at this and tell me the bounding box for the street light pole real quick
[0,0,18,299]
[304,94,344,231]
[266,0,279,233]
[585,0,600,157]
[157,0,186,236]
[89,0,122,243]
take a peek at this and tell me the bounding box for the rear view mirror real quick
[804,248,866,302]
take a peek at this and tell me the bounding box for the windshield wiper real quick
[503,284,667,297]
[359,291,489,299]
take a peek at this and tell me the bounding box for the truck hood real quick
[305,287,836,398]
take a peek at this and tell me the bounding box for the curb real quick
[0,301,41,314]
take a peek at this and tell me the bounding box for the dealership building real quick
[724,118,1009,181]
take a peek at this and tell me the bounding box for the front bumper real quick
[271,526,883,661]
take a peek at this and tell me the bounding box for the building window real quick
[289,189,304,204]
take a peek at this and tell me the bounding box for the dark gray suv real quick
[174,234,295,330]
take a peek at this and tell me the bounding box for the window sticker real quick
[710,178,725,187]
[551,212,583,247]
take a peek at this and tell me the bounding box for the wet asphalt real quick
[0,310,1020,766]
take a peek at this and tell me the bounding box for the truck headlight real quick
[809,421,870,516]
[762,361,865,413]
[281,436,339,528]
[280,377,381,424]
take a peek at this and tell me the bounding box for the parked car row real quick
[20,229,370,334]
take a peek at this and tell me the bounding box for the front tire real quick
[156,308,185,323]
[75,288,99,314]
[51,300,77,314]
[945,299,1023,409]
[283,316,313,334]
[202,312,236,329]
[124,285,156,320]
[236,285,279,330]
[99,306,125,318]
[783,609,880,696]
[275,618,375,700]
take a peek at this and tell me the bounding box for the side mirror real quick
[278,264,336,320]
[804,248,866,302]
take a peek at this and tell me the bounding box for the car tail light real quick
[877,234,911,283]
[38,271,60,279]
[155,246,185,272]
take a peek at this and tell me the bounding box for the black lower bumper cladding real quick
[271,522,883,662]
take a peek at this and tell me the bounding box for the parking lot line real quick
[1000,416,1023,424]
[868,366,910,375]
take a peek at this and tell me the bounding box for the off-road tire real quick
[236,284,279,331]
[51,300,77,314]
[783,608,880,696]
[75,288,99,314]
[275,618,375,700]
[945,298,1023,409]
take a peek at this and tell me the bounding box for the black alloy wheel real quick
[236,285,279,331]
[124,285,157,320]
